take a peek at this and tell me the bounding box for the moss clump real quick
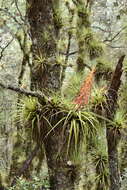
[53,9,63,30]
[95,58,112,81]
[93,148,109,190]
[77,6,90,27]
[90,86,107,114]
[87,42,104,60]
[21,97,39,122]
[77,29,94,46]
[84,30,94,45]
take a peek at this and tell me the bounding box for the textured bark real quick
[44,132,76,190]
[26,1,76,189]
[27,0,61,91]
[76,1,91,72]
[106,55,125,190]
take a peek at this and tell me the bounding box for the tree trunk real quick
[26,1,76,189]
[44,133,75,190]
[76,2,90,72]
[106,128,120,190]
[26,0,61,91]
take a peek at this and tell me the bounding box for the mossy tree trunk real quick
[26,1,76,189]
[76,1,90,72]
[44,130,76,190]
[26,0,61,91]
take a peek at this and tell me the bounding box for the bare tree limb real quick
[0,82,47,103]
[14,0,25,22]
[103,26,127,43]
[106,55,125,190]
[105,44,127,49]
[0,8,23,26]
[0,38,14,61]
[92,25,111,33]
[60,50,78,56]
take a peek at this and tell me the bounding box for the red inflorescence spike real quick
[73,68,95,109]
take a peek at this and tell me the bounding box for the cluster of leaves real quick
[93,149,109,190]
[16,90,100,158]
[8,176,50,190]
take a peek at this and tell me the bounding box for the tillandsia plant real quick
[7,176,50,190]
[95,58,113,82]
[93,148,109,190]
[90,86,107,114]
[87,41,104,60]
[15,88,100,159]
[106,110,127,150]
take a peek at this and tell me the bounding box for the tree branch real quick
[92,25,111,33]
[0,8,23,26]
[107,54,125,117]
[14,0,25,22]
[0,38,14,61]
[0,82,47,103]
[60,50,78,56]
[103,26,127,43]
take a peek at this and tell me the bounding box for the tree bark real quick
[26,1,76,189]
[26,0,61,91]
[44,132,76,190]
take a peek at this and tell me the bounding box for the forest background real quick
[0,0,127,190]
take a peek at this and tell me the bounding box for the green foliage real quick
[87,41,104,60]
[16,97,43,142]
[8,176,50,190]
[62,72,84,101]
[95,58,112,81]
[77,6,90,27]
[16,91,100,160]
[93,148,109,190]
[17,97,39,125]
[65,109,99,156]
[84,29,94,45]
[53,9,63,29]
[91,86,107,112]
[112,110,127,129]
[35,53,45,65]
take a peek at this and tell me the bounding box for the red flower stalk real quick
[73,68,95,108]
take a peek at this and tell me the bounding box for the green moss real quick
[91,87,107,112]
[93,148,109,190]
[53,9,63,30]
[77,29,93,46]
[95,58,112,81]
[113,111,126,129]
[84,30,94,45]
[77,6,90,27]
[87,42,104,59]
[62,73,84,101]
[21,97,38,122]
